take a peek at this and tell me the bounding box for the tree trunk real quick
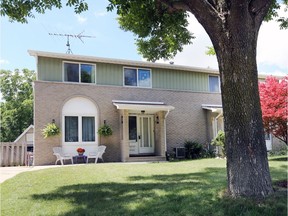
[158,0,275,198]
[211,12,274,198]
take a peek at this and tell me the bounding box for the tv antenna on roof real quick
[49,31,95,54]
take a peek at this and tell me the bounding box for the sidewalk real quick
[0,165,61,184]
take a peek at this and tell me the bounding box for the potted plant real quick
[76,147,85,156]
[97,124,113,137]
[42,122,60,138]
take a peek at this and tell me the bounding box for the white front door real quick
[129,115,154,155]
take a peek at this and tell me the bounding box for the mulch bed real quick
[274,180,287,188]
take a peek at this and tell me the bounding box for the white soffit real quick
[113,100,175,112]
[202,104,223,113]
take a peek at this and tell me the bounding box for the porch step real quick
[126,156,167,163]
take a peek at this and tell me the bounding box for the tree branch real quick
[249,0,273,28]
[156,0,190,12]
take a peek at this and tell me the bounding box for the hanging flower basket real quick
[97,124,113,137]
[42,123,60,138]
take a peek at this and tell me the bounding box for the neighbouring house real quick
[14,125,34,152]
[28,50,280,165]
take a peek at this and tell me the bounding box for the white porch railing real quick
[0,142,32,166]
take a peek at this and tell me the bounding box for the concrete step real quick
[126,156,167,162]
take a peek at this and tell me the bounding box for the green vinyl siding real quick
[152,68,209,92]
[38,57,62,81]
[96,63,122,86]
[37,56,211,92]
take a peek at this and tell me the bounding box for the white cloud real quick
[257,5,288,73]
[75,14,87,24]
[0,59,10,65]
[95,11,107,17]
[258,70,287,77]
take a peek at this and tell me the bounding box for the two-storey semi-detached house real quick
[29,50,224,165]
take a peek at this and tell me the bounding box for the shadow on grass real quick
[269,157,287,162]
[31,167,287,216]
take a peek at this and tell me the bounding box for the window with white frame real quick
[64,62,96,83]
[65,116,95,142]
[124,67,151,87]
[209,75,220,93]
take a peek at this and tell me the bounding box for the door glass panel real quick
[129,116,137,140]
[142,117,149,147]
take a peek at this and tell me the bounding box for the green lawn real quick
[1,156,287,216]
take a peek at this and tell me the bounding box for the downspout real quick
[164,110,170,160]
[164,110,170,152]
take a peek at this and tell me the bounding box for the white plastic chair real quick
[86,151,101,163]
[53,147,73,165]
[98,145,106,162]
[87,145,106,163]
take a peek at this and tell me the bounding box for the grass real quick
[1,156,287,216]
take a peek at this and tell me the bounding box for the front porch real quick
[113,100,174,162]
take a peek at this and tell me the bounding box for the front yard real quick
[1,156,287,216]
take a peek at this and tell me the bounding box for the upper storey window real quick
[64,62,96,83]
[209,75,220,93]
[124,67,151,88]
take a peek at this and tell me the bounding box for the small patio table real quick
[73,155,87,164]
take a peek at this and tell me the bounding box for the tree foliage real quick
[211,130,226,157]
[0,0,88,23]
[0,69,35,142]
[107,0,194,61]
[259,76,288,144]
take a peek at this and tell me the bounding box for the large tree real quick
[1,0,287,198]
[0,69,35,142]
[259,76,288,144]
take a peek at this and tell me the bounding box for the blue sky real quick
[0,0,287,76]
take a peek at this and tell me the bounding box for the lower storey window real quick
[65,116,95,142]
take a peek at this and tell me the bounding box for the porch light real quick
[141,110,145,114]
[121,116,123,124]
[156,115,159,124]
[52,119,55,123]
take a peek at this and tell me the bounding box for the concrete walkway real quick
[0,165,61,184]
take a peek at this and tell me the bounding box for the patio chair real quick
[86,145,106,163]
[53,147,73,165]
[86,151,101,163]
[98,145,106,162]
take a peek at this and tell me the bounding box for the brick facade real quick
[34,81,222,165]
